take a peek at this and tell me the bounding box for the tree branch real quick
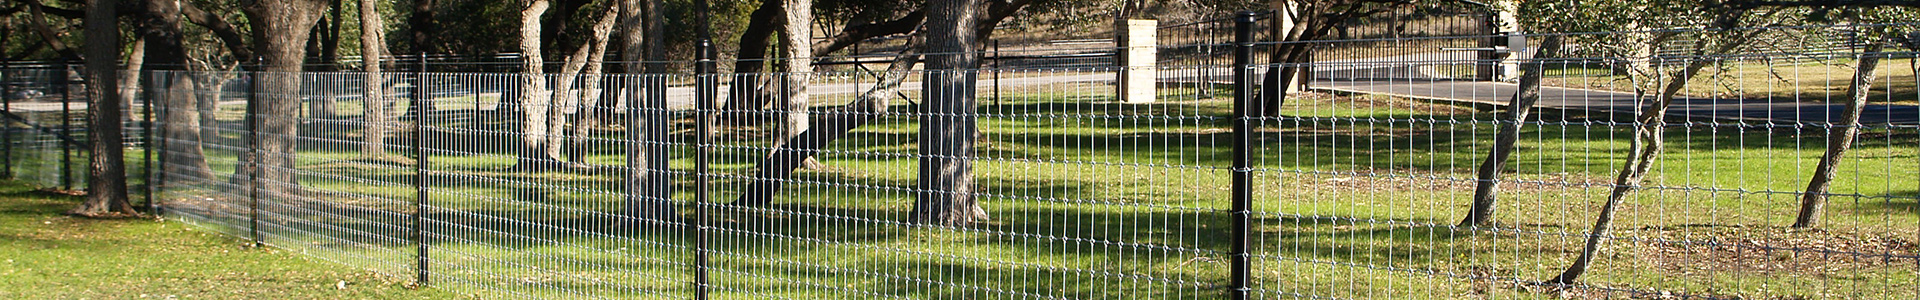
[18,0,82,19]
[179,1,254,61]
[811,9,924,57]
[22,0,78,60]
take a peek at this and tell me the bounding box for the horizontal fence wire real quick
[0,21,1911,299]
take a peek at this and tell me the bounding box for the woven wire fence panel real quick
[121,22,1920,300]
[152,70,254,239]
[1248,26,1920,299]
[418,72,695,298]
[0,67,90,190]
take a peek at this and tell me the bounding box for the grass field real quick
[0,180,450,299]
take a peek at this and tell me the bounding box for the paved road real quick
[1305,51,1920,125]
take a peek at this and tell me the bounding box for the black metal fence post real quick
[2,64,12,180]
[692,39,716,300]
[246,61,263,247]
[60,62,73,191]
[142,70,156,212]
[412,53,431,287]
[152,72,168,215]
[993,40,1002,105]
[1230,11,1256,300]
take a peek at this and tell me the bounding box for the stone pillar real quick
[1120,19,1157,103]
[1477,0,1522,81]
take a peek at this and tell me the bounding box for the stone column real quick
[1478,0,1522,81]
[1120,19,1157,103]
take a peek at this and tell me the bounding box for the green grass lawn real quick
[0,180,452,299]
[137,83,1919,299]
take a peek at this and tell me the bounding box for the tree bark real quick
[914,0,987,227]
[1262,1,1313,118]
[564,6,620,165]
[734,35,921,207]
[359,0,394,158]
[1461,36,1563,227]
[774,0,817,169]
[120,38,146,116]
[1793,43,1885,228]
[236,0,329,197]
[322,0,343,68]
[617,0,675,220]
[514,0,557,170]
[70,0,134,217]
[542,6,614,166]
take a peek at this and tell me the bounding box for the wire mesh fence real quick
[1,18,1914,300]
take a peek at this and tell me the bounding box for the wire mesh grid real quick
[6,21,1896,300]
[1246,26,1919,299]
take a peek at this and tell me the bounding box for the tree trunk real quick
[305,4,341,119]
[1550,55,1716,285]
[543,7,614,166]
[1261,1,1313,118]
[194,72,223,146]
[1461,36,1563,227]
[236,0,329,197]
[514,0,557,171]
[545,49,588,163]
[721,0,783,124]
[120,38,146,115]
[1794,43,1885,228]
[565,6,619,165]
[774,0,818,169]
[1549,10,1767,282]
[359,0,394,158]
[159,74,214,180]
[914,0,986,227]
[617,0,675,220]
[321,0,342,69]
[70,0,134,217]
[734,36,921,207]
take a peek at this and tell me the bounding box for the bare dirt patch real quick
[1293,170,1609,193]
[1637,228,1918,275]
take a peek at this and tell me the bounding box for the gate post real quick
[60,62,73,190]
[142,70,156,212]
[412,54,432,287]
[2,63,13,180]
[1230,11,1257,300]
[693,38,717,300]
[245,60,263,247]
